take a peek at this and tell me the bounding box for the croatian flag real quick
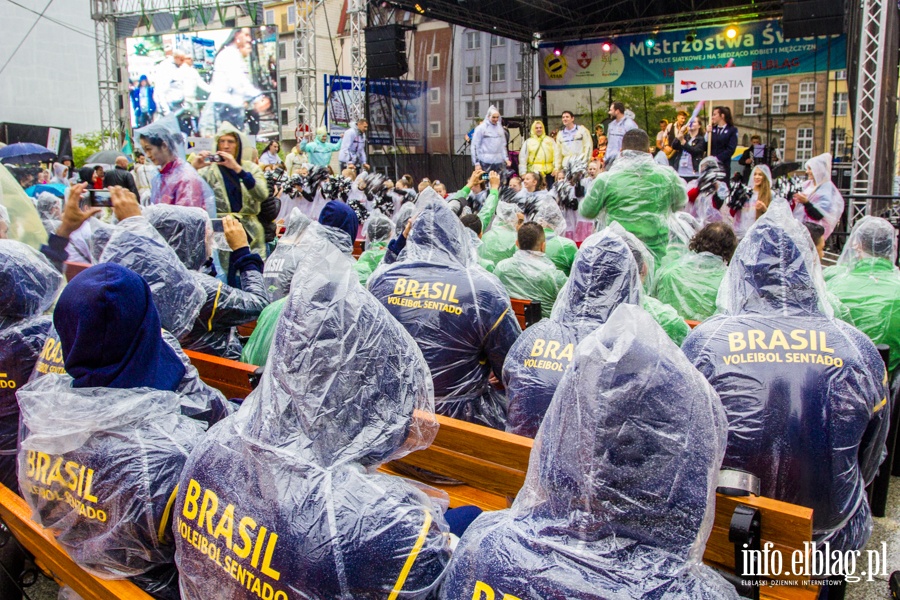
[681,80,697,93]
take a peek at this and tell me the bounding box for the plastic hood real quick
[240,222,437,467]
[520,303,728,558]
[0,240,63,321]
[135,116,186,160]
[280,207,312,245]
[717,198,831,318]
[836,216,898,268]
[534,200,566,236]
[805,153,832,190]
[143,204,210,271]
[406,200,476,267]
[213,121,250,162]
[550,229,642,325]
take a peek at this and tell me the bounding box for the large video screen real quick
[126,26,279,139]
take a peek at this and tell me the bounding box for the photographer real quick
[192,123,269,259]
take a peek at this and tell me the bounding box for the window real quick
[771,128,786,149]
[515,98,524,116]
[796,127,814,161]
[494,100,505,115]
[490,63,506,82]
[834,69,847,80]
[427,53,440,71]
[831,127,846,157]
[771,83,789,114]
[278,42,286,60]
[833,92,848,116]
[490,35,506,47]
[664,83,674,97]
[465,31,480,50]
[516,62,523,81]
[466,66,481,84]
[799,82,816,113]
[280,77,287,93]
[429,87,440,104]
[429,121,441,137]
[287,5,296,25]
[281,109,288,125]
[744,84,761,116]
[264,9,275,24]
[465,101,480,119]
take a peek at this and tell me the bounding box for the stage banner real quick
[325,75,427,147]
[539,19,845,90]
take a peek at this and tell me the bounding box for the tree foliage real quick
[577,86,690,135]
[72,131,107,168]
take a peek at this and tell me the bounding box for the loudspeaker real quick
[365,25,408,79]
[782,0,844,38]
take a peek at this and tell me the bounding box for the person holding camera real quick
[192,123,269,259]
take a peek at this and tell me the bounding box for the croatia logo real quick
[681,80,697,93]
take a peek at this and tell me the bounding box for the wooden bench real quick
[187,355,819,599]
[353,239,364,258]
[183,350,262,399]
[0,484,152,600]
[509,297,541,329]
[63,261,91,281]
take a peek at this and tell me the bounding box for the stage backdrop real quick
[539,19,846,90]
[325,75,427,149]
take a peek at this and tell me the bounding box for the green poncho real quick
[240,297,286,366]
[643,296,690,346]
[494,250,567,320]
[653,251,727,322]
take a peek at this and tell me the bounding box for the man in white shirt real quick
[603,102,638,168]
[555,111,593,165]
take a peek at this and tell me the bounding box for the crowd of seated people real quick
[0,122,896,599]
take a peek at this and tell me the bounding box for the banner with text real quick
[325,75,427,147]
[539,19,845,90]
[674,66,753,101]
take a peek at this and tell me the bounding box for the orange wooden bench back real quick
[63,261,91,282]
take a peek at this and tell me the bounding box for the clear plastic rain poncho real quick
[654,250,728,322]
[0,241,62,489]
[825,216,900,375]
[144,204,269,360]
[369,200,521,429]
[664,210,702,265]
[263,207,313,300]
[136,116,216,216]
[685,157,728,228]
[174,222,452,599]
[793,153,845,239]
[683,199,889,551]
[35,191,62,236]
[97,219,205,337]
[0,163,48,249]
[579,149,688,263]
[503,229,642,437]
[17,374,207,591]
[493,249,567,320]
[355,210,394,286]
[441,304,739,600]
[535,199,577,276]
[478,200,519,266]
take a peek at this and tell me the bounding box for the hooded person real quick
[318,198,359,250]
[263,208,314,301]
[579,130,688,264]
[793,153,845,239]
[662,210,702,266]
[35,191,62,236]
[174,222,454,599]
[440,304,739,600]
[369,200,521,429]
[299,126,342,167]
[471,105,509,174]
[144,204,269,360]
[502,229,642,437]
[684,156,728,229]
[16,264,211,598]
[49,162,70,187]
[355,211,394,286]
[518,120,560,180]
[136,116,216,215]
[653,221,737,322]
[493,222,567,320]
[825,216,900,378]
[682,199,889,552]
[0,241,63,490]
[534,199,576,276]
[194,122,269,259]
[478,200,519,266]
[0,163,48,250]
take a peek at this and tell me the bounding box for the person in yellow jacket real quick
[519,120,560,181]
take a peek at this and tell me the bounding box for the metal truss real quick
[91,0,121,149]
[295,0,322,129]
[109,0,252,18]
[519,42,535,125]
[347,0,367,122]
[849,0,891,224]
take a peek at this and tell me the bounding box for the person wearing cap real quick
[825,216,900,380]
[300,127,342,168]
[683,199,889,552]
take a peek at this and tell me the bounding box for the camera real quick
[205,154,225,163]
[210,218,225,233]
[480,172,489,182]
[81,189,112,208]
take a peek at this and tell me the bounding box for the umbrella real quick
[772,162,802,179]
[86,150,131,165]
[0,143,56,165]
[25,184,67,198]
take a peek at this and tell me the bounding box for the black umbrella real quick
[86,150,131,165]
[772,162,802,179]
[0,143,56,165]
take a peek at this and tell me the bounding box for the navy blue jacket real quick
[174,224,451,599]
[503,230,642,437]
[709,124,738,178]
[369,201,521,430]
[440,305,739,600]
[682,200,889,551]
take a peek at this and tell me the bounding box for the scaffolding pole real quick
[92,0,121,149]
[295,0,321,130]
[520,41,536,126]
[348,0,367,122]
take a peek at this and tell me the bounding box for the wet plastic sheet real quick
[493,250,566,320]
[654,250,727,322]
[0,163,48,249]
